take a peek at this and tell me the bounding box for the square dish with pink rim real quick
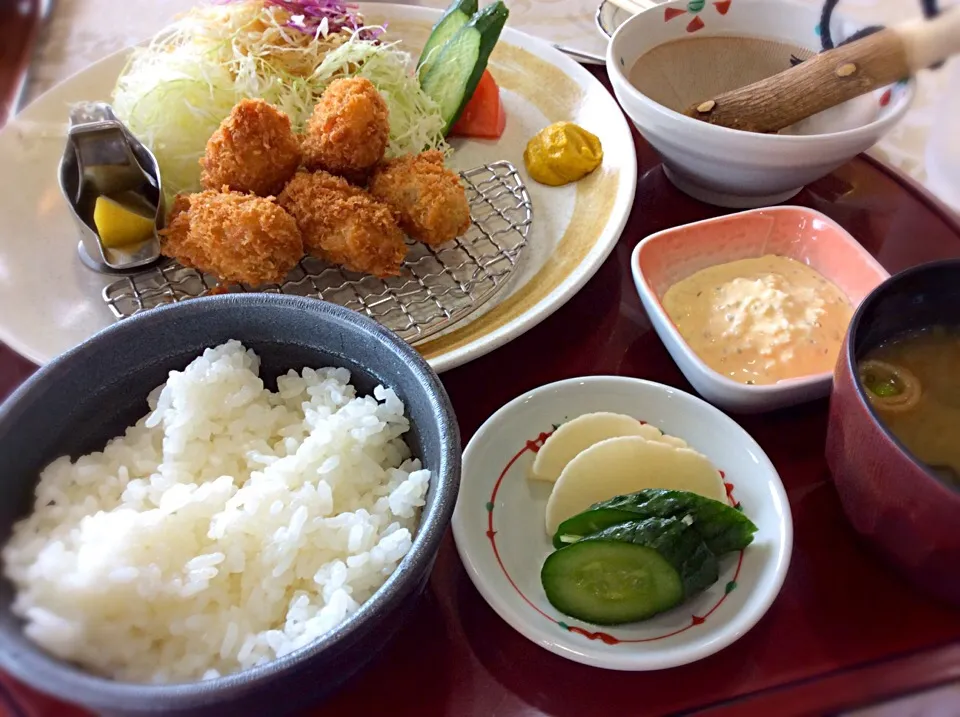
[631,206,890,414]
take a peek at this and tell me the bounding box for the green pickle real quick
[552,488,757,554]
[541,517,719,625]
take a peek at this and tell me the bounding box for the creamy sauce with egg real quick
[662,255,852,385]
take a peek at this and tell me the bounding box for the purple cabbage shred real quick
[218,0,385,40]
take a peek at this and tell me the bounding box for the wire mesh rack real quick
[102,161,533,345]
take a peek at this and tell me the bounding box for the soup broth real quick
[859,326,960,487]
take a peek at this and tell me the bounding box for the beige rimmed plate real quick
[0,4,637,372]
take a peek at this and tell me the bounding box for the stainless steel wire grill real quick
[101,161,533,344]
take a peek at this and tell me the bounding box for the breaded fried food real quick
[301,77,390,178]
[160,189,303,286]
[278,170,406,278]
[368,150,471,247]
[200,99,302,197]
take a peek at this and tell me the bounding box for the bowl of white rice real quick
[0,294,460,716]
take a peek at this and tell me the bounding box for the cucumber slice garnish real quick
[419,1,509,134]
[417,0,478,77]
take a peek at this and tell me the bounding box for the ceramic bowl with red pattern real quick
[826,259,960,607]
[452,375,792,670]
[605,0,915,208]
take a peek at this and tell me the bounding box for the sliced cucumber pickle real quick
[553,489,757,556]
[541,517,719,625]
[542,540,683,624]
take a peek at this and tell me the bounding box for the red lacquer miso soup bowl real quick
[826,258,960,606]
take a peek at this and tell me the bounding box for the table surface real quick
[3,1,960,715]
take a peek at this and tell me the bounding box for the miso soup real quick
[858,326,960,488]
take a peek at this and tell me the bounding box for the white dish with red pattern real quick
[605,0,915,208]
[451,375,792,670]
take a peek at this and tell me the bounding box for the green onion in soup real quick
[858,359,922,412]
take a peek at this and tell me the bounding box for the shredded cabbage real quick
[111,0,448,200]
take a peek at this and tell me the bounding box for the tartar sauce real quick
[662,255,853,385]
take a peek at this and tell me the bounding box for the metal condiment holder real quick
[58,102,164,274]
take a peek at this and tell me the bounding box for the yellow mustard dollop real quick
[523,122,603,187]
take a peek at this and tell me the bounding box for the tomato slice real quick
[449,69,506,140]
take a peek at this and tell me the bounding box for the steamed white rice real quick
[1,340,430,683]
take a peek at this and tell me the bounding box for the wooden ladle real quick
[685,7,960,134]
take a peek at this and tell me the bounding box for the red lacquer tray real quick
[3,101,960,717]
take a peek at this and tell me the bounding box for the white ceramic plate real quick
[452,376,792,670]
[0,4,636,371]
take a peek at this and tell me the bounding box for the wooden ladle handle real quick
[684,7,960,134]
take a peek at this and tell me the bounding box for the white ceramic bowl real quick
[606,0,915,208]
[452,376,792,671]
[631,206,890,414]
